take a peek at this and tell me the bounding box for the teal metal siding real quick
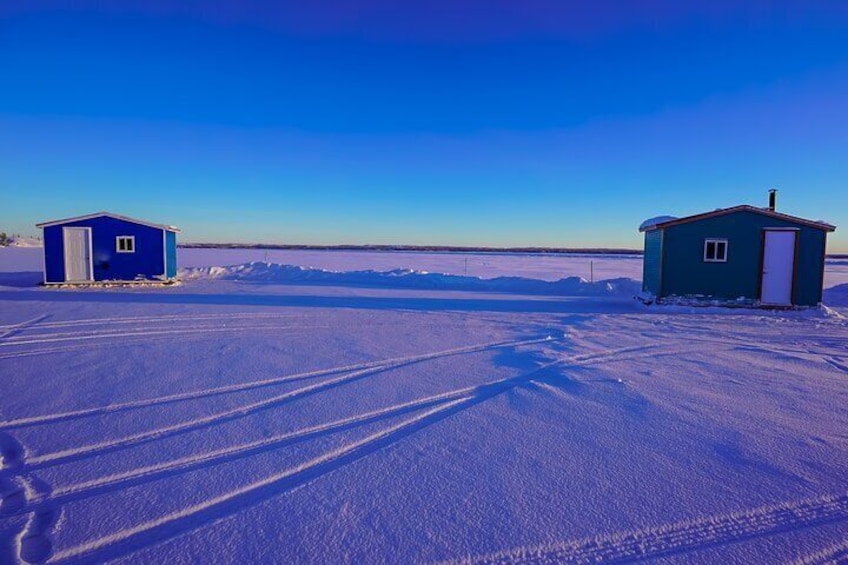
[642,230,663,295]
[659,210,827,306]
[793,229,827,306]
[165,230,178,278]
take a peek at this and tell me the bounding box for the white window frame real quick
[116,235,136,253]
[703,238,728,262]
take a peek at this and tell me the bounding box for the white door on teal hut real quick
[63,227,93,282]
[760,229,796,305]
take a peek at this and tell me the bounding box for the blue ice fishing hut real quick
[639,191,835,307]
[36,212,181,284]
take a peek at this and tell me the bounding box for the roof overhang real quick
[36,211,181,233]
[639,205,835,233]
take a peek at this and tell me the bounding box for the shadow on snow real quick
[0,288,641,315]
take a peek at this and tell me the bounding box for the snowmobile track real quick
[454,492,848,564]
[0,336,551,431]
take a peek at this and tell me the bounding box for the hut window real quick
[116,236,135,253]
[703,238,728,262]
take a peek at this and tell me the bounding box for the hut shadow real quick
[822,283,848,307]
[0,288,642,315]
[0,272,42,288]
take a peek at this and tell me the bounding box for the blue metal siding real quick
[165,230,178,279]
[43,216,169,282]
[659,210,827,306]
[642,230,663,295]
[43,225,67,283]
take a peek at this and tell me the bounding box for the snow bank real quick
[180,261,641,297]
[7,237,43,248]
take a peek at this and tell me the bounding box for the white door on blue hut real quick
[760,230,796,306]
[63,227,92,282]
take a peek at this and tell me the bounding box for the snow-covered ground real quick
[1,247,847,564]
[1,238,42,249]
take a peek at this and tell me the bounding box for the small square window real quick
[704,238,727,262]
[116,236,135,253]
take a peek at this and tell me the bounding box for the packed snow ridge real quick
[180,261,642,296]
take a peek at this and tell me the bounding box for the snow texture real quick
[0,247,847,564]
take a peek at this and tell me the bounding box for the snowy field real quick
[1,247,847,564]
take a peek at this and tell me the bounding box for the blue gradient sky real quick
[2,2,847,250]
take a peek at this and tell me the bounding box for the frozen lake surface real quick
[0,247,847,564]
[4,246,847,288]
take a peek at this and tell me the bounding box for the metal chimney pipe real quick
[768,188,777,211]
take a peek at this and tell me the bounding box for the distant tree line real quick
[178,242,645,255]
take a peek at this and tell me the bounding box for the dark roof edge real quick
[36,211,181,233]
[639,205,835,233]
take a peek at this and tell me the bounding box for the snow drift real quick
[180,261,641,297]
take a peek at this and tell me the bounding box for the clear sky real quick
[2,1,847,250]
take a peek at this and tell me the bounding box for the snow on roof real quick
[639,216,678,231]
